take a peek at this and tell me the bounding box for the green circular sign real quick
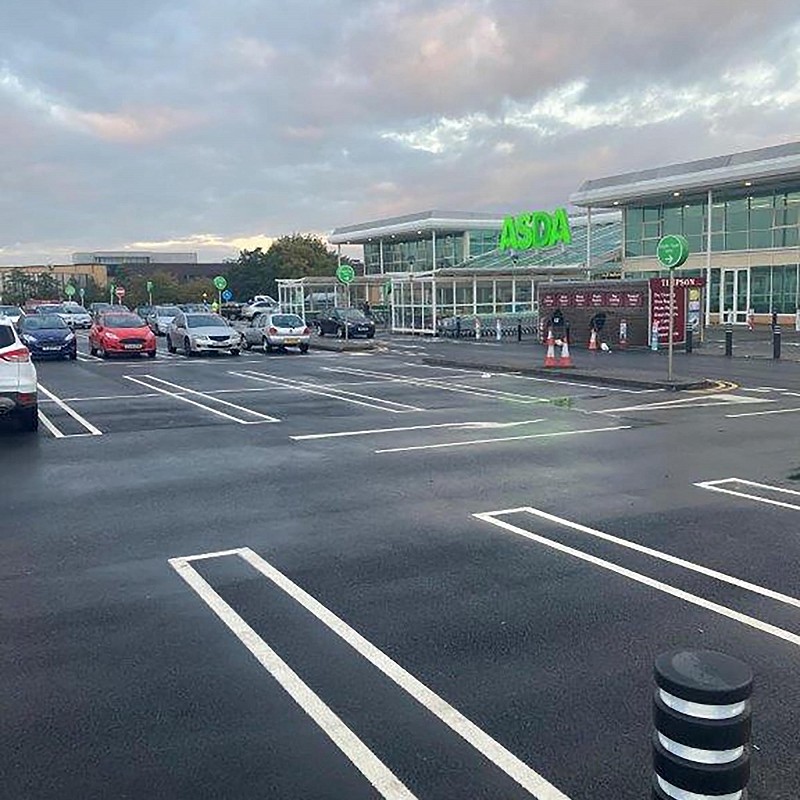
[213,275,228,291]
[336,264,355,285]
[64,284,76,297]
[656,234,690,269]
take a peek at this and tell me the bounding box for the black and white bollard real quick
[724,323,734,357]
[653,649,753,800]
[773,325,781,360]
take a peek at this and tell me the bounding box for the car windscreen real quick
[22,315,69,330]
[0,306,22,316]
[341,309,367,321]
[271,315,304,327]
[102,314,146,328]
[38,305,63,314]
[187,315,226,328]
[66,305,88,314]
[156,306,181,316]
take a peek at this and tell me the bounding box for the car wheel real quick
[243,339,252,350]
[317,324,325,336]
[367,332,375,339]
[147,350,156,359]
[100,345,108,359]
[231,349,240,356]
[167,336,177,354]
[183,338,192,357]
[19,405,38,432]
[299,343,309,354]
[69,350,77,360]
[89,344,97,356]
[263,338,273,353]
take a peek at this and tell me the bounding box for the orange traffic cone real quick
[544,328,557,367]
[588,329,599,351]
[558,336,573,367]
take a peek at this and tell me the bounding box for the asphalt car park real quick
[3,332,800,798]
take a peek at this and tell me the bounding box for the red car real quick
[89,312,157,358]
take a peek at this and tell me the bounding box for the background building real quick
[570,141,800,325]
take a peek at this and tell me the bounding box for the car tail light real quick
[1,346,30,362]
[268,327,278,335]
[303,327,310,335]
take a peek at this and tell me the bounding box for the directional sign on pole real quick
[146,280,154,292]
[79,287,85,300]
[64,284,76,298]
[657,235,690,269]
[336,264,355,285]
[115,286,126,300]
[221,289,233,302]
[213,275,228,291]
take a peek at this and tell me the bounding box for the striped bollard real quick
[653,649,753,799]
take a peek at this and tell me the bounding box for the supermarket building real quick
[323,140,800,332]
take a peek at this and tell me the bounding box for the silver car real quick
[147,305,181,336]
[166,311,242,356]
[59,303,93,329]
[242,312,310,354]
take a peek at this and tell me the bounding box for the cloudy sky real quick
[2,0,799,265]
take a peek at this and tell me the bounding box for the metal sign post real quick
[656,235,690,382]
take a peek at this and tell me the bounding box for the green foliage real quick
[2,268,62,304]
[228,234,343,300]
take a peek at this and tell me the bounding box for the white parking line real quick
[37,409,65,438]
[169,555,418,800]
[375,425,631,454]
[695,478,800,512]
[292,419,546,441]
[322,366,552,405]
[231,370,423,413]
[171,548,571,800]
[726,406,800,419]
[37,382,103,436]
[479,505,800,609]
[474,512,800,649]
[596,393,771,414]
[124,375,280,424]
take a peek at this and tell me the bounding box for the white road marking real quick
[36,382,103,436]
[474,513,800,649]
[375,425,631,454]
[124,375,279,424]
[726,406,800,419]
[37,409,64,438]
[173,547,571,800]
[483,505,800,610]
[169,556,418,800]
[40,392,162,403]
[596,393,771,414]
[292,419,546,441]
[322,366,551,405]
[695,478,800,512]
[231,370,422,413]
[738,387,773,393]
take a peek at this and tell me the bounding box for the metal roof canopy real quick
[329,209,619,245]
[570,140,800,207]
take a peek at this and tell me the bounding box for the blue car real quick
[18,314,77,360]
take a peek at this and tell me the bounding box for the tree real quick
[228,235,343,300]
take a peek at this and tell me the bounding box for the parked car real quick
[166,312,242,356]
[58,302,93,329]
[242,312,310,353]
[0,314,38,431]
[35,303,64,316]
[0,305,24,326]
[18,314,77,360]
[134,304,154,320]
[89,302,114,318]
[241,298,280,320]
[316,307,376,338]
[178,303,208,313]
[147,304,181,335]
[89,311,157,358]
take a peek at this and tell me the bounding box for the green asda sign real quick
[498,207,572,252]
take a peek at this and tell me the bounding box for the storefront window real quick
[749,267,771,313]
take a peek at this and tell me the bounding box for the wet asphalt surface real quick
[2,331,799,799]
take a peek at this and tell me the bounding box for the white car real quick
[241,312,311,353]
[0,305,24,326]
[59,302,93,329]
[241,298,280,320]
[0,315,38,432]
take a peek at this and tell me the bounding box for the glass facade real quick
[361,229,506,275]
[624,187,800,257]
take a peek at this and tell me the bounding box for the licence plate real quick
[124,344,142,350]
[285,338,299,345]
[42,345,61,351]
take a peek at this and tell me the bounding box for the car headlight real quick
[193,335,210,343]
[105,332,119,341]
[65,332,75,341]
[22,334,38,343]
